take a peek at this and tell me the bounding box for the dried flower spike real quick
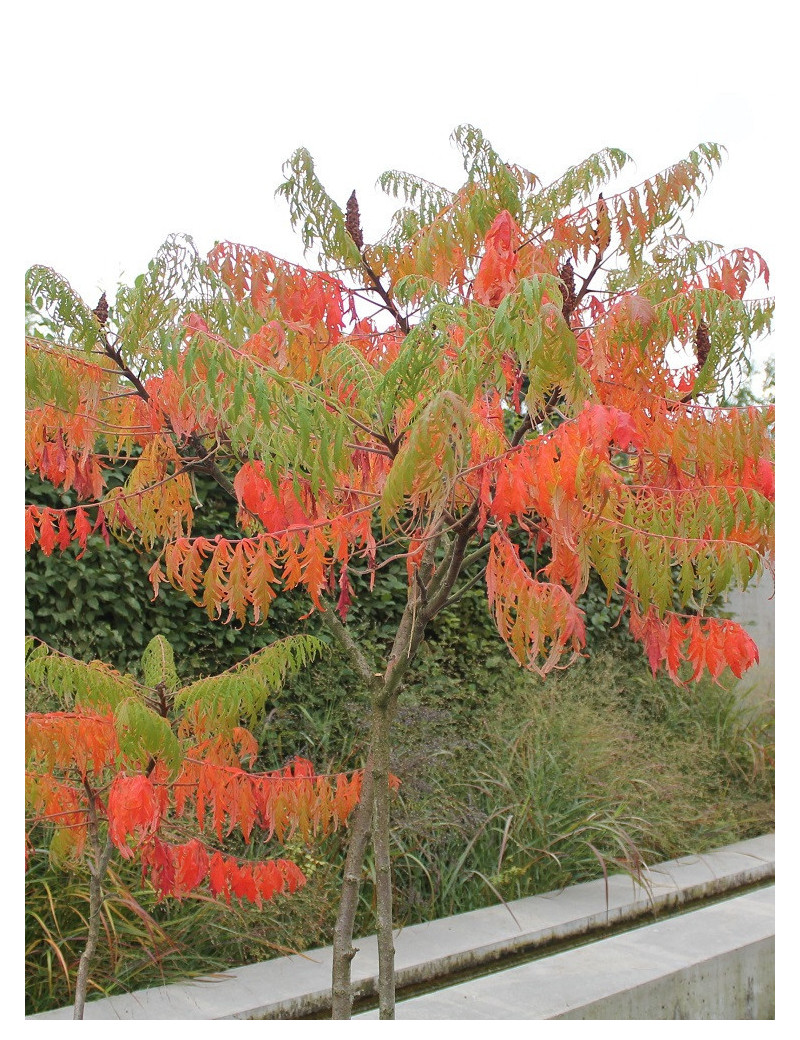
[93,292,109,327]
[559,258,577,320]
[345,191,364,250]
[696,320,711,368]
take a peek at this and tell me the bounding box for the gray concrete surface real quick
[357,887,774,1020]
[29,834,774,1020]
[724,574,775,705]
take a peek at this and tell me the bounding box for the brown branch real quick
[100,333,149,400]
[572,250,611,314]
[94,324,244,509]
[370,699,396,1019]
[359,257,410,336]
[423,517,477,620]
[511,385,562,447]
[441,562,488,611]
[510,413,533,447]
[319,603,377,687]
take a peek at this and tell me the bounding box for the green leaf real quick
[114,699,182,775]
[141,636,180,692]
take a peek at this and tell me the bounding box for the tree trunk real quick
[330,751,376,1019]
[73,828,114,1020]
[323,520,469,1019]
[372,694,396,1018]
[330,690,398,1020]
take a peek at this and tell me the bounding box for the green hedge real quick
[25,466,635,698]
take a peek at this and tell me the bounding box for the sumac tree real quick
[25,126,775,1018]
[25,634,364,1018]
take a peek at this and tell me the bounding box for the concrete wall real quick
[29,835,774,1022]
[724,574,775,705]
[365,888,774,1020]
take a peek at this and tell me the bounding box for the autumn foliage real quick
[25,126,774,1016]
[25,637,363,904]
[26,132,773,684]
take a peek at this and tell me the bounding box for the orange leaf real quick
[107,775,165,857]
[473,211,520,306]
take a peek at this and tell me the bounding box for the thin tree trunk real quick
[330,752,376,1019]
[371,695,396,1019]
[73,793,114,1020]
[321,606,383,1020]
[322,518,474,1019]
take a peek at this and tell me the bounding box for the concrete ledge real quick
[356,887,775,1020]
[29,833,774,1020]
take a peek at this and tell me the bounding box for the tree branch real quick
[319,603,377,687]
[440,554,490,611]
[95,325,248,512]
[371,699,396,1019]
[360,257,410,335]
[571,245,618,315]
[423,522,475,620]
[331,752,376,1019]
[509,242,609,451]
[511,385,562,447]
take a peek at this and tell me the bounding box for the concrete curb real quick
[356,887,774,1020]
[29,833,774,1020]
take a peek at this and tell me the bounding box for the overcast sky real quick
[10,0,790,382]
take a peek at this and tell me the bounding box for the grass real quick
[24,832,347,1017]
[382,647,774,925]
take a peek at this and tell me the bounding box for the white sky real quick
[9,0,793,1009]
[9,0,790,392]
